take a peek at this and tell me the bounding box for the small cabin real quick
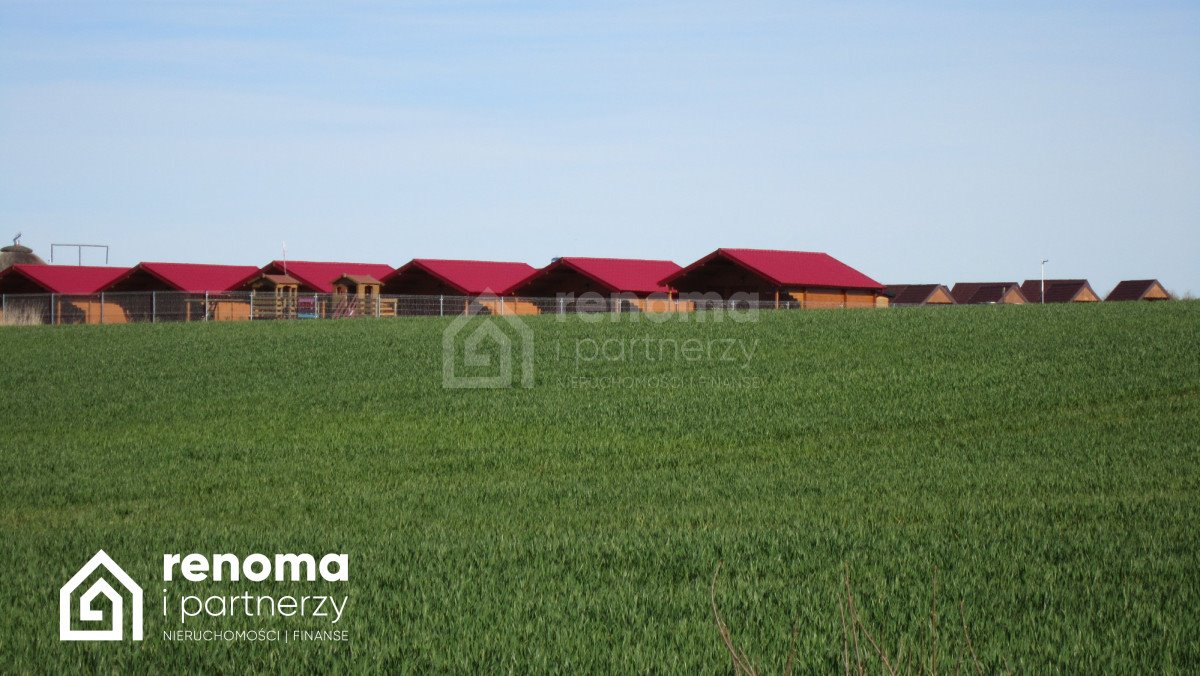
[1105,279,1170,302]
[664,248,884,309]
[950,282,1027,305]
[885,284,956,306]
[1020,279,1100,303]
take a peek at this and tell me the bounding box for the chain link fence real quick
[0,290,883,326]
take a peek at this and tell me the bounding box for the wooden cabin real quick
[1105,279,1171,302]
[382,259,539,315]
[506,257,686,313]
[885,284,956,306]
[0,264,130,324]
[950,282,1028,305]
[1019,279,1100,303]
[663,248,885,309]
[103,262,259,321]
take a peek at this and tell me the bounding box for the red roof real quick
[0,264,131,294]
[384,259,537,295]
[260,260,395,293]
[106,262,261,292]
[663,248,883,290]
[513,257,681,295]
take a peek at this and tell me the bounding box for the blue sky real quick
[1,1,1197,294]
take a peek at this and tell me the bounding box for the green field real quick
[1,302,1197,672]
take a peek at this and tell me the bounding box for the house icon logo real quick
[442,295,534,389]
[60,550,144,641]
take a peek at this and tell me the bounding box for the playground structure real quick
[331,274,396,318]
[246,273,300,319]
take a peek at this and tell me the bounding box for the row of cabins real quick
[885,279,1170,306]
[0,242,1173,324]
[0,249,896,302]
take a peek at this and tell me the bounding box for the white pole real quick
[1041,259,1049,304]
[99,292,104,324]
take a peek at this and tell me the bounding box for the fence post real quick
[1,294,5,320]
[204,291,209,321]
[376,294,381,318]
[249,291,255,321]
[439,295,444,317]
[100,292,105,324]
[50,293,56,325]
[500,296,505,315]
[152,292,157,323]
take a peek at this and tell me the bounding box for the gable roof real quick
[333,274,381,285]
[259,260,395,293]
[513,257,681,295]
[950,282,1027,304]
[384,259,537,295]
[885,284,955,305]
[1019,279,1098,303]
[1105,279,1169,301]
[106,262,260,293]
[663,248,883,290]
[0,264,131,294]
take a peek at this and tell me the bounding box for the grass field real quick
[0,301,1197,672]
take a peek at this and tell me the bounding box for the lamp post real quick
[1041,259,1049,304]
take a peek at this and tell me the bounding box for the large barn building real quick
[950,282,1027,305]
[1019,279,1100,304]
[0,264,132,324]
[381,259,540,315]
[1105,279,1170,302]
[505,257,682,313]
[661,248,884,308]
[104,263,261,321]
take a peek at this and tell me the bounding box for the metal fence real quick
[0,291,883,326]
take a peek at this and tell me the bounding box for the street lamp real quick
[1041,259,1050,304]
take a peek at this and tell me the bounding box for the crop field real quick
[0,301,1197,672]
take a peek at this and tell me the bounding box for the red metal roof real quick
[663,248,883,290]
[514,257,681,295]
[0,264,131,294]
[384,259,537,295]
[260,260,395,293]
[107,262,261,293]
